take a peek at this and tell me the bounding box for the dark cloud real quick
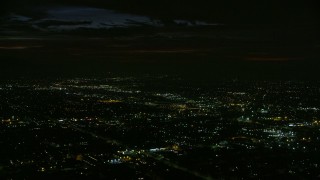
[0,0,319,80]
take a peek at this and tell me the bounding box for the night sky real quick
[0,0,319,80]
